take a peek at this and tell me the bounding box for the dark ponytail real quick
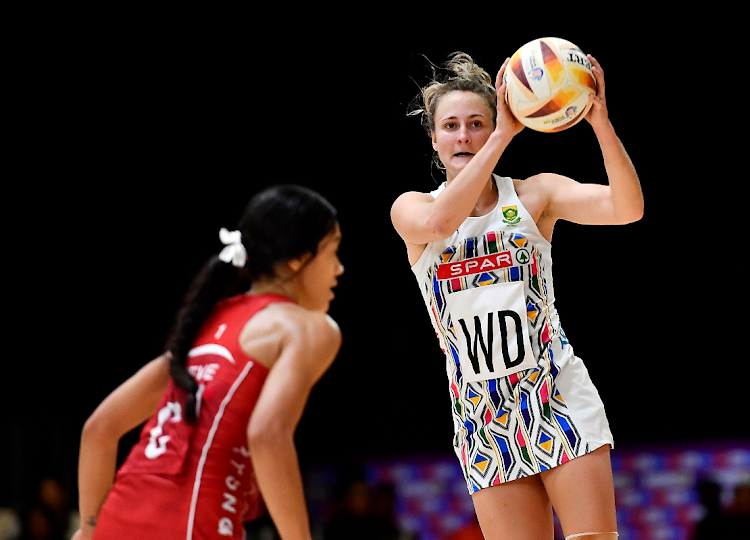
[164,185,337,422]
[165,257,246,421]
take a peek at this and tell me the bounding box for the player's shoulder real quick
[521,172,575,185]
[267,302,341,348]
[515,172,576,195]
[392,189,437,211]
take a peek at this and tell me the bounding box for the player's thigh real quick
[540,444,617,536]
[471,473,554,540]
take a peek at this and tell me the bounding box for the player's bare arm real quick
[76,354,171,539]
[246,307,341,540]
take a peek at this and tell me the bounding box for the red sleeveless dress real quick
[94,294,292,540]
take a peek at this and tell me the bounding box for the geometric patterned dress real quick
[410,174,614,494]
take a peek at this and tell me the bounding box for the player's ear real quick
[287,253,312,274]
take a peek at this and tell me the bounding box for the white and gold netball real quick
[503,37,596,133]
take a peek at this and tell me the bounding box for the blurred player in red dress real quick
[72,185,344,540]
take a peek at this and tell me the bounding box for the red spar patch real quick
[437,251,514,279]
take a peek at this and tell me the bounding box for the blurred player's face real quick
[431,91,494,181]
[292,223,344,313]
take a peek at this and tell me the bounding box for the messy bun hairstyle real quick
[409,52,497,138]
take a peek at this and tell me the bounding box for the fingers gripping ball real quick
[504,37,596,133]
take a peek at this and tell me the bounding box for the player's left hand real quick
[585,54,609,131]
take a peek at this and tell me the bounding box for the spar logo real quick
[438,251,513,279]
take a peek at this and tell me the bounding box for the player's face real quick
[294,223,344,313]
[431,91,494,181]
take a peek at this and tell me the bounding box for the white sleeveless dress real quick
[410,174,613,493]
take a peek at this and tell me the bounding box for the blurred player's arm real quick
[246,311,340,540]
[72,354,170,540]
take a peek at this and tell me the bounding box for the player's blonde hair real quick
[409,52,497,169]
[410,52,497,134]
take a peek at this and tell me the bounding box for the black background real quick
[5,11,745,509]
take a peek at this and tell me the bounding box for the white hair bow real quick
[218,228,247,268]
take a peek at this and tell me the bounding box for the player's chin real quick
[450,154,474,169]
[317,294,333,313]
[445,161,469,178]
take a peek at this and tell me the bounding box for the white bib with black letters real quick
[448,278,537,382]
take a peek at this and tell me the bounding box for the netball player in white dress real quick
[391,52,643,540]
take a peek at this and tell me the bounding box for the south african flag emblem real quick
[502,205,521,225]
